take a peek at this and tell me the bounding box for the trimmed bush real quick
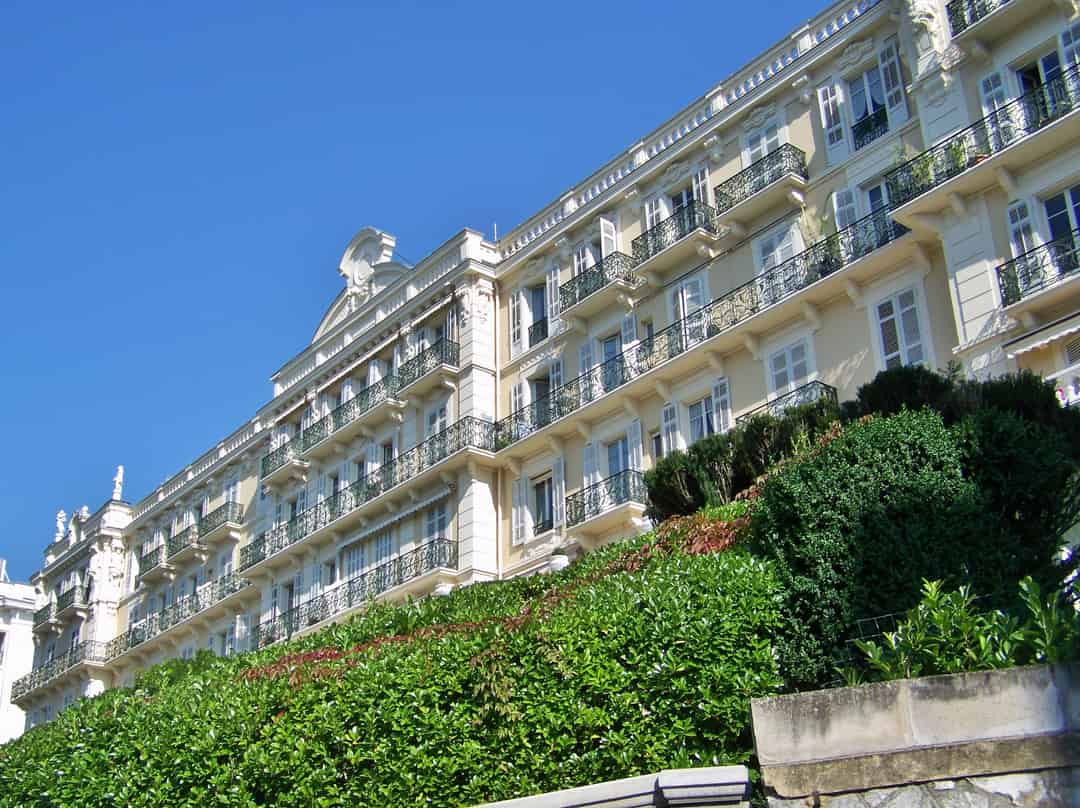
[848,364,954,422]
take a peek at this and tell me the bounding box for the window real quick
[225,477,239,504]
[427,403,448,437]
[374,531,393,564]
[757,226,797,272]
[848,65,886,150]
[670,186,693,212]
[606,436,630,476]
[688,396,716,442]
[866,182,889,213]
[769,339,811,395]
[876,289,925,369]
[756,225,800,304]
[1007,201,1037,258]
[599,215,619,257]
[573,242,594,276]
[532,477,553,533]
[549,358,563,390]
[661,403,679,455]
[1044,184,1080,243]
[651,431,663,461]
[545,265,560,327]
[746,119,780,164]
[817,81,848,164]
[510,291,522,357]
[425,504,448,539]
[644,195,666,230]
[832,188,858,230]
[343,544,365,578]
[670,274,706,334]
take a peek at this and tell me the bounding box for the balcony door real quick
[768,339,812,401]
[1041,185,1080,286]
[669,274,707,351]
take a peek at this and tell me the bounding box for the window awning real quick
[1004,311,1080,358]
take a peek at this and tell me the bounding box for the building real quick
[0,560,36,742]
[12,0,1080,729]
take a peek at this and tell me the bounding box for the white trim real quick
[862,269,938,373]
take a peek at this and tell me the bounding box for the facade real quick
[0,560,36,742]
[11,0,1080,729]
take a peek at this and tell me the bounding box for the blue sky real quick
[0,0,814,581]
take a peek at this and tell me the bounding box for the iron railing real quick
[566,470,647,527]
[166,525,200,558]
[495,210,906,449]
[32,602,56,629]
[239,418,495,571]
[559,251,642,311]
[713,144,808,214]
[528,317,549,347]
[852,106,890,151]
[996,228,1080,305]
[198,501,245,536]
[11,641,109,702]
[138,544,167,576]
[56,586,88,612]
[261,438,299,479]
[300,375,402,453]
[631,200,719,264]
[735,380,839,425]
[946,0,1009,36]
[398,339,460,390]
[886,64,1080,208]
[250,538,457,648]
[105,573,249,660]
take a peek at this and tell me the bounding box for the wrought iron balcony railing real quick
[32,602,56,629]
[398,339,460,390]
[166,525,200,558]
[300,375,402,453]
[735,380,839,425]
[239,418,496,571]
[250,538,457,648]
[713,144,808,215]
[198,501,245,536]
[886,64,1080,208]
[559,251,642,311]
[528,317,549,347]
[496,210,906,449]
[852,106,890,151]
[996,228,1080,305]
[11,641,108,702]
[138,544,167,576]
[946,0,1009,36]
[105,573,249,660]
[631,200,719,264]
[261,438,299,479]
[56,586,88,612]
[566,470,647,527]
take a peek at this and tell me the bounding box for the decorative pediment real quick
[659,160,690,190]
[835,38,875,74]
[744,102,777,131]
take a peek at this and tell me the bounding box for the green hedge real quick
[0,542,782,808]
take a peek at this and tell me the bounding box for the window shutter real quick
[579,340,595,401]
[691,166,711,206]
[832,188,858,230]
[878,37,907,126]
[510,381,523,414]
[552,456,565,528]
[620,312,637,349]
[627,419,643,471]
[392,343,402,373]
[712,378,732,433]
[365,443,378,477]
[509,290,523,358]
[546,264,561,332]
[583,441,598,487]
[273,501,283,527]
[511,477,524,545]
[600,215,619,257]
[549,358,563,390]
[1007,201,1036,258]
[817,81,848,165]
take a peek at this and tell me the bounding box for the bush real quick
[0,543,783,808]
[849,365,954,421]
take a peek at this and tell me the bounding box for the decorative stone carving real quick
[703,134,724,164]
[835,38,875,74]
[55,509,66,542]
[743,102,777,131]
[473,278,494,325]
[112,465,124,501]
[659,160,689,191]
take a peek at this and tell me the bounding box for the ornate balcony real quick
[852,107,889,151]
[996,228,1080,310]
[250,538,458,648]
[10,641,108,704]
[496,210,909,456]
[565,470,648,545]
[55,585,89,620]
[197,501,245,547]
[106,573,251,661]
[166,524,204,566]
[946,0,1061,42]
[735,380,838,425]
[138,544,170,583]
[528,317,549,348]
[299,375,404,461]
[239,419,496,574]
[558,252,644,320]
[397,339,460,400]
[259,437,309,490]
[32,602,58,633]
[713,144,808,231]
[886,64,1080,217]
[631,200,721,275]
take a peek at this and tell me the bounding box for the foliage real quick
[847,577,1080,683]
[0,541,783,808]
[847,365,954,421]
[654,501,751,556]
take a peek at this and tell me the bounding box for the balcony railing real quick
[166,524,200,558]
[566,470,647,528]
[496,210,906,449]
[946,0,1009,36]
[398,339,460,390]
[105,573,249,660]
[32,602,56,629]
[713,144,808,214]
[250,538,457,648]
[10,641,108,702]
[56,586,88,612]
[996,228,1080,306]
[138,544,167,576]
[852,107,890,151]
[886,64,1080,208]
[198,501,245,535]
[559,251,641,311]
[528,317,549,347]
[239,418,496,571]
[735,380,839,425]
[261,438,299,479]
[631,200,719,264]
[300,375,402,453]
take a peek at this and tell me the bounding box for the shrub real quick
[848,365,954,421]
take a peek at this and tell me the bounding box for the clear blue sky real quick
[0,0,814,581]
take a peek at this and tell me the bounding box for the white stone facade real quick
[0,560,36,742]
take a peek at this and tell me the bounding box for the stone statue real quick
[79,505,90,520]
[906,0,944,59]
[55,509,67,542]
[113,465,124,500]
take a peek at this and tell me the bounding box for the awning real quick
[1004,311,1080,358]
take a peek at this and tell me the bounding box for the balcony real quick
[250,538,458,648]
[996,228,1080,311]
[564,470,648,546]
[397,339,460,401]
[713,144,808,233]
[106,572,252,661]
[32,602,59,634]
[558,252,644,321]
[852,107,889,152]
[260,438,310,490]
[528,317,549,348]
[735,380,839,425]
[886,64,1080,221]
[299,376,405,462]
[946,0,1064,43]
[55,585,89,621]
[197,501,245,548]
[239,418,497,575]
[166,524,204,566]
[631,200,721,276]
[10,641,108,704]
[496,210,911,458]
